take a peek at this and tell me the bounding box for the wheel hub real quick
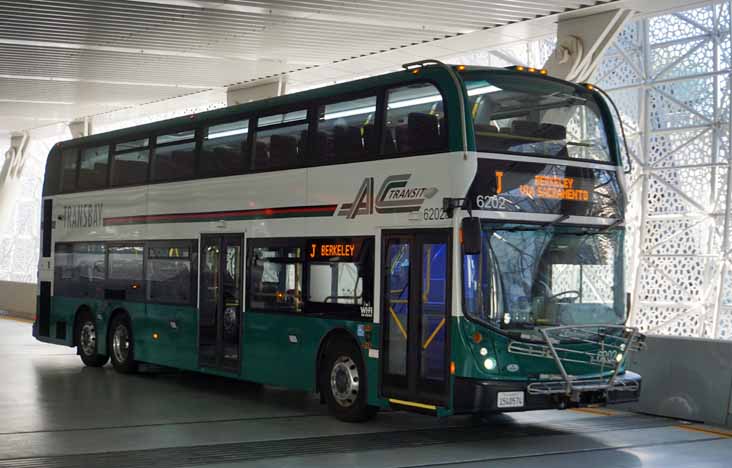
[330,356,359,407]
[80,321,96,356]
[112,324,130,364]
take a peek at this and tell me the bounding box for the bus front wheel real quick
[75,312,109,367]
[109,314,138,374]
[320,339,378,422]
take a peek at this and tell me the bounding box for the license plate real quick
[497,391,525,408]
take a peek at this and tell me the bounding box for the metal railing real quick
[507,324,645,397]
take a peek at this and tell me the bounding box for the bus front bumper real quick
[453,371,642,414]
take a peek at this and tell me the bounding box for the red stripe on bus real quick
[104,204,338,226]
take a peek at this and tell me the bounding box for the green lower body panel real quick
[35,297,387,407]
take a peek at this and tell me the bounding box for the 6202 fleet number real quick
[423,208,448,220]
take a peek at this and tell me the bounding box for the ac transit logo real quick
[338,174,438,219]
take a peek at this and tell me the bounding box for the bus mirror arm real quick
[442,197,471,219]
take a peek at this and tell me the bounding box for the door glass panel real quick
[200,239,220,365]
[222,242,241,362]
[420,243,448,382]
[386,241,410,377]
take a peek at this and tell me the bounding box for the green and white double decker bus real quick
[34,60,643,421]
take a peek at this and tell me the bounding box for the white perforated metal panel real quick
[596,0,732,339]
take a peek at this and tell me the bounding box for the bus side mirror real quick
[462,218,482,255]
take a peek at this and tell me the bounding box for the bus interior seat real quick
[476,124,500,134]
[253,141,269,169]
[362,124,377,155]
[316,131,330,160]
[112,159,145,185]
[536,123,566,141]
[509,121,566,141]
[395,125,409,152]
[505,121,569,156]
[510,120,540,137]
[171,150,195,177]
[408,112,440,152]
[61,170,76,190]
[474,124,504,150]
[78,166,106,187]
[334,126,363,159]
[211,146,239,172]
[383,127,397,154]
[298,130,309,159]
[269,134,299,167]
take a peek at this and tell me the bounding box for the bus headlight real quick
[615,353,624,363]
[480,347,488,356]
[484,357,497,370]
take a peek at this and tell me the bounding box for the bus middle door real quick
[199,234,243,373]
[381,230,451,412]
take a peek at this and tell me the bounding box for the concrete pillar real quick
[543,9,634,83]
[68,117,92,139]
[226,76,286,106]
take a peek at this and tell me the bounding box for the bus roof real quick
[50,63,598,153]
[51,64,456,151]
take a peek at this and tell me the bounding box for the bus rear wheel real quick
[75,312,109,367]
[109,314,138,374]
[320,339,378,422]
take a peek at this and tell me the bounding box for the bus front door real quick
[381,230,451,411]
[199,234,243,372]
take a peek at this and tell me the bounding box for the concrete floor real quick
[1,316,731,467]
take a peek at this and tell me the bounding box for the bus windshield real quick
[463,226,625,329]
[465,73,611,162]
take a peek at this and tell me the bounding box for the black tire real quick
[319,339,378,422]
[109,314,138,374]
[75,311,109,367]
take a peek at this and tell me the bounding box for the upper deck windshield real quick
[465,72,612,163]
[463,225,625,330]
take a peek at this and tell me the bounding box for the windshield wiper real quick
[599,218,624,232]
[544,213,569,228]
[562,218,624,236]
[502,213,570,232]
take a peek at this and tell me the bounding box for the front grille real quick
[508,325,645,396]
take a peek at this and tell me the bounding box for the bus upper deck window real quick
[78,145,110,191]
[466,76,611,162]
[383,82,445,155]
[152,129,196,182]
[253,110,308,171]
[201,119,250,176]
[112,138,150,187]
[315,96,377,163]
[59,148,79,192]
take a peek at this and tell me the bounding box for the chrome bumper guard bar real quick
[507,325,645,398]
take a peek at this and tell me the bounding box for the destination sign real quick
[467,159,622,218]
[519,175,590,201]
[308,238,369,261]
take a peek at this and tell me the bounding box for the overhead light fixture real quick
[467,85,501,96]
[207,127,248,139]
[323,106,376,120]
